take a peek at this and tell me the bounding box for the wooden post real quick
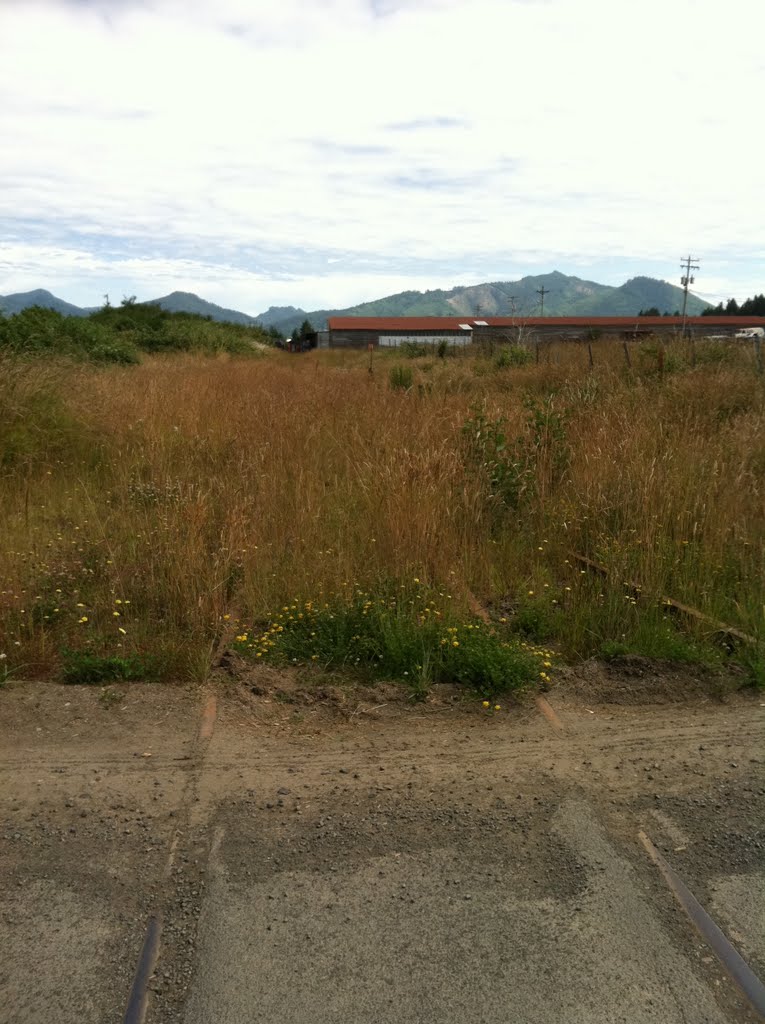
[755,337,763,376]
[622,341,632,368]
[587,342,594,369]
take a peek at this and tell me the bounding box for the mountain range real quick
[1,273,710,335]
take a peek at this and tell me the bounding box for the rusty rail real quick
[572,553,758,647]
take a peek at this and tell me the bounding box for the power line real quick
[536,286,550,316]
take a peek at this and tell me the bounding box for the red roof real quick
[329,316,476,331]
[328,315,765,331]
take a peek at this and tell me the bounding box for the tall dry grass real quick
[1,338,763,679]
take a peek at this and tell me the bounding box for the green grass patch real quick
[736,648,765,689]
[597,620,723,666]
[234,584,549,698]
[61,649,159,684]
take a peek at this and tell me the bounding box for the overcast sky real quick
[2,0,763,314]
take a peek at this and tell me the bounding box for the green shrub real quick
[0,306,69,353]
[234,585,546,698]
[0,302,271,361]
[511,600,559,641]
[495,345,532,369]
[0,307,142,364]
[462,397,569,514]
[89,343,141,365]
[399,341,429,358]
[389,365,414,390]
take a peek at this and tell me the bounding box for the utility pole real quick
[536,286,549,316]
[506,296,519,344]
[680,255,700,335]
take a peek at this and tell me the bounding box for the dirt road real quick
[1,667,763,1023]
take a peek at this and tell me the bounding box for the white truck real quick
[734,327,765,340]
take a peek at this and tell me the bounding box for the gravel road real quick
[1,672,763,1024]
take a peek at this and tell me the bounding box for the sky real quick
[1,0,763,315]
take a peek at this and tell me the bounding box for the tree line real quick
[701,295,765,316]
[637,308,681,317]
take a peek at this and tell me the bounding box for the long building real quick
[327,315,765,348]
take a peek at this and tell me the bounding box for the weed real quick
[495,345,532,369]
[389,365,414,390]
[61,650,157,685]
[693,340,735,366]
[511,599,560,642]
[462,408,533,512]
[736,648,765,689]
[98,686,122,708]
[637,341,682,376]
[399,341,429,358]
[234,584,547,699]
[597,620,721,666]
[462,396,568,514]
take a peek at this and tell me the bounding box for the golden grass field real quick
[1,337,763,686]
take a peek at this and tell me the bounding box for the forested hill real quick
[253,273,710,336]
[2,273,712,335]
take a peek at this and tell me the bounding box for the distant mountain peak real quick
[0,288,91,317]
[2,272,710,330]
[159,290,203,300]
[251,272,710,335]
[148,292,258,325]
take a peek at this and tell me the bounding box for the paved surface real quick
[1,680,763,1024]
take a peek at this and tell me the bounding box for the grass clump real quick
[389,364,414,390]
[398,341,430,358]
[61,649,159,684]
[737,648,765,689]
[597,623,720,666]
[495,344,532,369]
[234,583,548,699]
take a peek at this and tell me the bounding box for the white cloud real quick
[1,0,763,309]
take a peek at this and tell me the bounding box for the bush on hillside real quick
[0,302,271,362]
